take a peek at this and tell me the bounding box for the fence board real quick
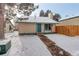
[55,25,79,36]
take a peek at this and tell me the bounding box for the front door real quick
[36,23,41,32]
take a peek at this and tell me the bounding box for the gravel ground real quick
[45,34,79,56]
[1,31,51,56]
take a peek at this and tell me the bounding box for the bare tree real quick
[5,3,17,20]
[0,4,5,39]
[53,13,61,21]
[18,3,38,16]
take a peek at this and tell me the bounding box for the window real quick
[44,24,51,31]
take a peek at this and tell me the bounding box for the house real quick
[54,16,79,36]
[16,16,58,35]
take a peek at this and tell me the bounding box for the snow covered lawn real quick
[45,34,79,56]
[1,31,51,56]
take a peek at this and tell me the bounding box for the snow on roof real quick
[17,16,58,24]
[60,16,79,22]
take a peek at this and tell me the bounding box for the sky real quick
[31,3,79,20]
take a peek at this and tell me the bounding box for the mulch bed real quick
[37,33,72,56]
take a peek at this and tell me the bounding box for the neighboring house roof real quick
[59,16,79,22]
[16,16,58,24]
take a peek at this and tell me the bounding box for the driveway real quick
[2,31,51,56]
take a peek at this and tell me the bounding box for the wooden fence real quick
[55,25,79,36]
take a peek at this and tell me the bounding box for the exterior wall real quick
[17,23,36,33]
[51,24,56,32]
[56,17,79,26]
[17,23,55,34]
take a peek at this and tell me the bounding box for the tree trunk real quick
[0,4,4,39]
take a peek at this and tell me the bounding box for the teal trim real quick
[36,23,41,32]
[0,45,6,54]
[6,41,11,52]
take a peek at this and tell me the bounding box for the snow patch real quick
[45,34,79,56]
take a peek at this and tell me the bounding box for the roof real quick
[59,16,79,22]
[16,16,58,24]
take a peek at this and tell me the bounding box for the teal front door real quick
[36,23,41,32]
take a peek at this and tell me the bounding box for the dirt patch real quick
[37,33,72,56]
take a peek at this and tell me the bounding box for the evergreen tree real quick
[39,10,44,17]
[44,10,51,17]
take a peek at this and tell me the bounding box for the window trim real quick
[44,24,51,31]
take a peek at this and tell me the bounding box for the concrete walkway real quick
[1,31,51,56]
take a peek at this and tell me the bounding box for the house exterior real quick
[54,16,79,36]
[16,16,58,34]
